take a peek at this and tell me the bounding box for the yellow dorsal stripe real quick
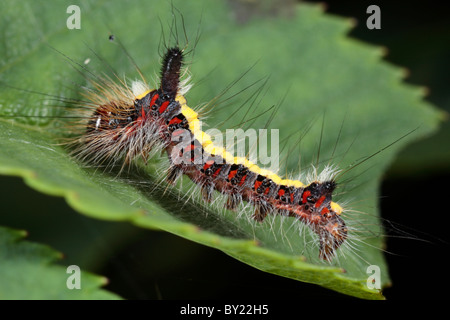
[177,95,307,188]
[135,89,152,100]
[330,202,343,215]
[175,94,341,213]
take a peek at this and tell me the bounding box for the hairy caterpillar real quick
[0,16,391,271]
[71,45,348,261]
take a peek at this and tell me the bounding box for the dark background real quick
[1,0,449,301]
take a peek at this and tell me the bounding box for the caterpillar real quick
[70,45,348,262]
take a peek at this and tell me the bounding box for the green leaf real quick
[0,225,121,299]
[0,0,443,299]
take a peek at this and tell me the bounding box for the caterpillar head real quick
[302,180,348,261]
